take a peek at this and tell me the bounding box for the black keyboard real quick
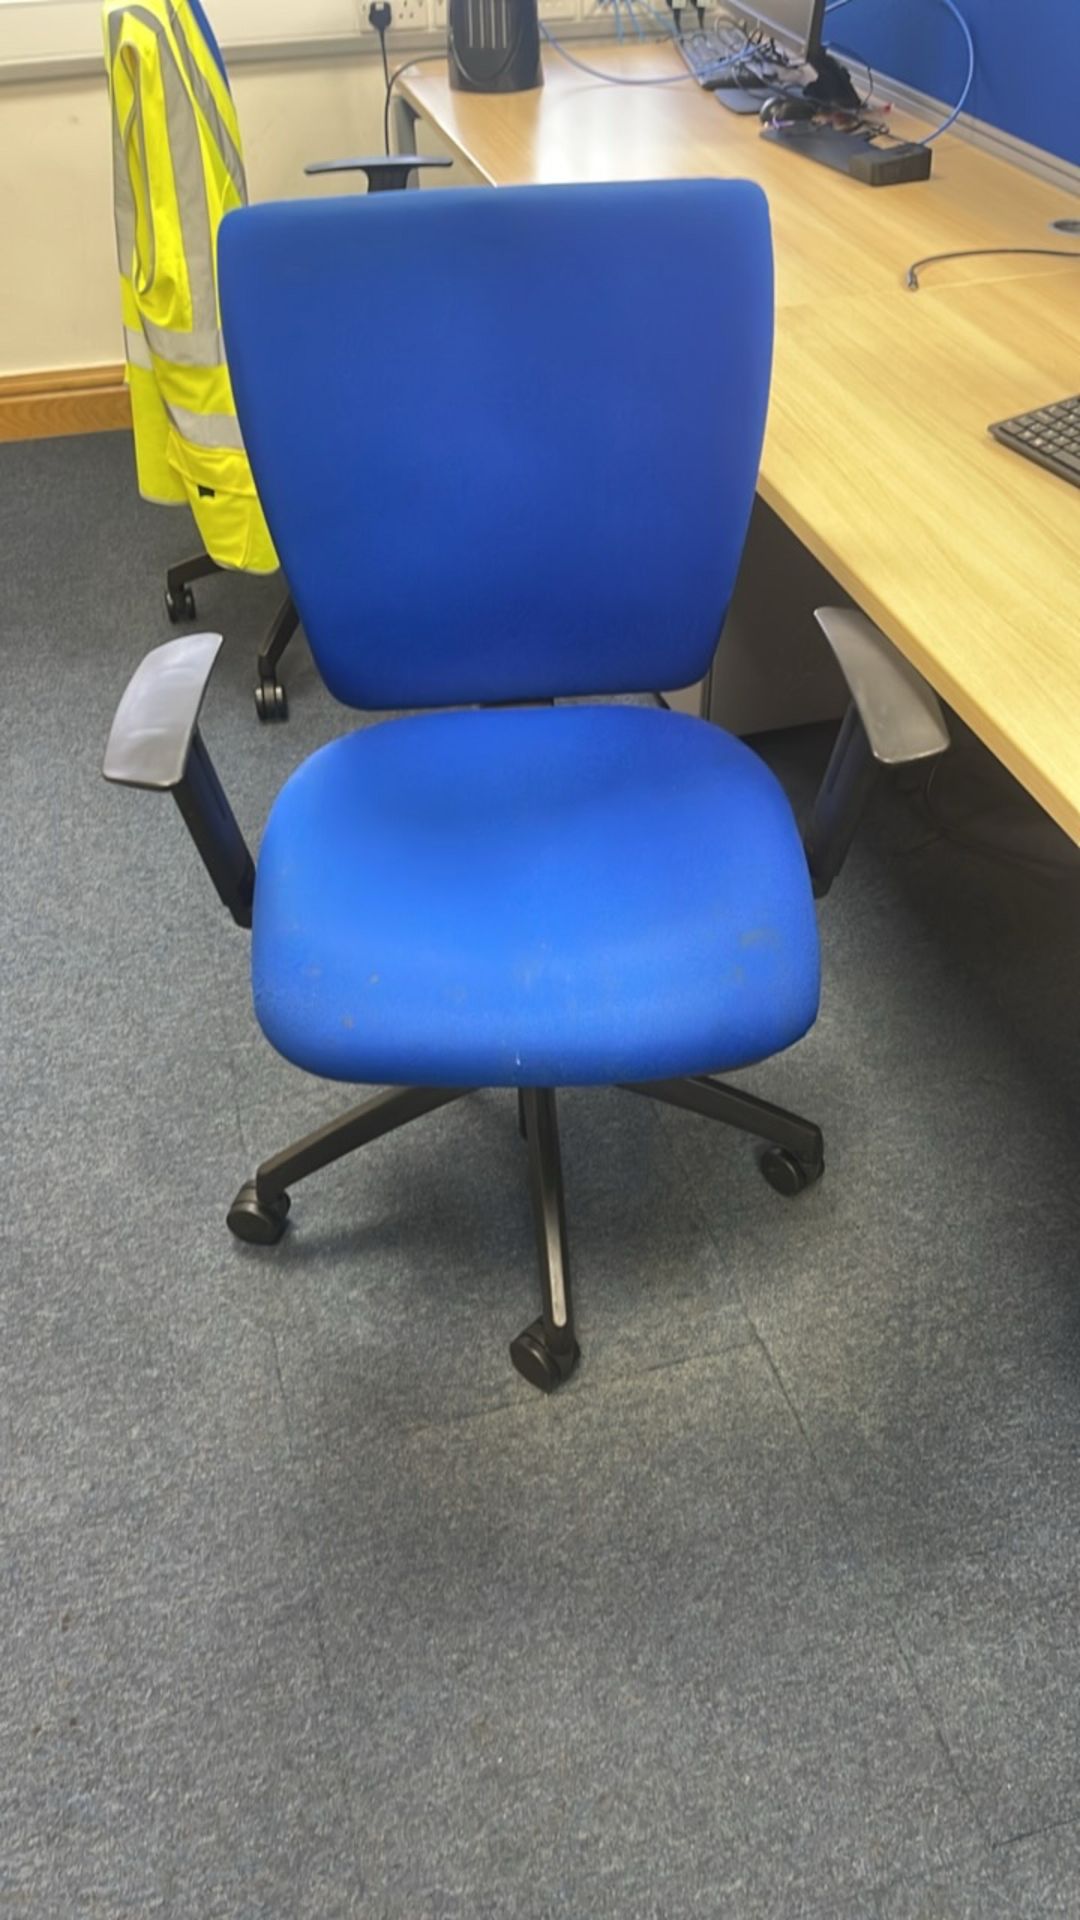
[989,394,1080,486]
[675,31,777,104]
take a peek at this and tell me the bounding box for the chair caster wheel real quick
[759,1146,823,1198]
[226,1182,291,1244]
[164,583,196,623]
[254,676,288,722]
[509,1318,580,1393]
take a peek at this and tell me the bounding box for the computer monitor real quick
[730,0,826,66]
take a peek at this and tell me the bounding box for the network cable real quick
[823,0,974,144]
[919,0,974,141]
[540,18,749,87]
[542,0,766,89]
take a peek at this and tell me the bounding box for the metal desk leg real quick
[390,93,420,168]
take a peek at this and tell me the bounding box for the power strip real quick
[762,123,933,186]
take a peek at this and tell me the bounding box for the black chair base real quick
[225,1076,823,1393]
[164,550,298,722]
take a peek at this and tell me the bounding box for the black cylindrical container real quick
[448,0,543,92]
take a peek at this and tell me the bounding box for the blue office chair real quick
[103,181,948,1391]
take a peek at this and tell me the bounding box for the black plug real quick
[371,0,392,137]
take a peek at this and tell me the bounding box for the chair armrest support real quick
[102,632,255,928]
[804,608,950,898]
[304,154,452,192]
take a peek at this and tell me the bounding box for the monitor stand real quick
[803,51,862,111]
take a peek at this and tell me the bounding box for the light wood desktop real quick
[400,44,1080,845]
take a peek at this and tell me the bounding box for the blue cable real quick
[539,23,747,85]
[545,0,757,86]
[623,0,689,34]
[587,0,670,38]
[921,0,975,140]
[822,0,975,143]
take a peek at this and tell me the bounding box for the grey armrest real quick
[304,155,452,192]
[103,633,255,929]
[804,609,950,897]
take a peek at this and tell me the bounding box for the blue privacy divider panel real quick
[823,0,1080,169]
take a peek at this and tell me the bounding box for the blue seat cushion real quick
[251,705,821,1087]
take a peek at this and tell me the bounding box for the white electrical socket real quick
[390,0,431,27]
[432,0,447,24]
[539,0,578,20]
[355,0,431,28]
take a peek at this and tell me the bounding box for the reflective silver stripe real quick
[111,105,137,272]
[131,71,157,295]
[141,315,225,364]
[124,7,217,332]
[124,324,154,370]
[164,400,245,452]
[165,0,247,206]
[107,14,137,270]
[123,3,247,215]
[109,10,158,290]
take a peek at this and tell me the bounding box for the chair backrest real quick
[219,180,773,710]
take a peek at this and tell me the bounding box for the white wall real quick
[0,55,466,377]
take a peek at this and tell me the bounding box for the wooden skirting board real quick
[0,365,131,442]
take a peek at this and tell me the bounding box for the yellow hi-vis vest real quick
[103,0,276,572]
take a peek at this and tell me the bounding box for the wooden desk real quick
[401,44,1080,844]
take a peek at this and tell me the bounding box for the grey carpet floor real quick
[4,430,1080,1918]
